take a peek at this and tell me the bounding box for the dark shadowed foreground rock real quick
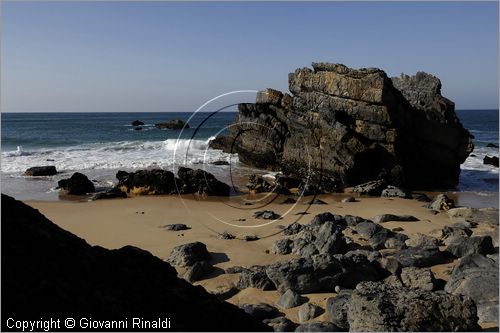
[210,63,473,190]
[446,235,495,258]
[241,303,282,321]
[24,166,57,176]
[445,254,499,323]
[58,172,95,195]
[1,194,270,331]
[347,281,481,331]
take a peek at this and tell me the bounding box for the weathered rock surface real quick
[400,267,436,291]
[445,254,499,323]
[57,172,95,195]
[446,235,495,258]
[380,185,411,198]
[210,63,473,190]
[394,246,446,267]
[166,241,211,267]
[276,289,306,309]
[426,193,455,211]
[347,281,481,331]
[326,290,352,330]
[405,233,440,248]
[183,261,213,283]
[297,303,323,323]
[266,252,382,294]
[447,207,499,225]
[1,194,270,331]
[372,214,418,223]
[237,265,275,291]
[24,166,57,176]
[155,119,189,129]
[273,221,346,257]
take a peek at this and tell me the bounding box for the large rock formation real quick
[211,63,473,190]
[1,194,270,331]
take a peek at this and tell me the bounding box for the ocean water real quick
[1,110,498,204]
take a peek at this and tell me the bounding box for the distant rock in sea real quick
[155,119,189,130]
[210,62,473,191]
[131,120,144,126]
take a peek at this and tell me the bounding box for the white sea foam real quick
[1,138,232,173]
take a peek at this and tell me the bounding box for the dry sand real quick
[26,193,498,328]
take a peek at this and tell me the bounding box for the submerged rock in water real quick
[210,63,473,190]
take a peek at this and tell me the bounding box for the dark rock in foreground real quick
[155,119,189,129]
[484,155,499,167]
[58,172,95,195]
[445,254,499,323]
[24,166,57,176]
[347,281,481,331]
[1,194,270,331]
[131,120,144,126]
[211,63,473,190]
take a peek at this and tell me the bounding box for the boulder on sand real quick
[166,241,211,267]
[58,172,95,195]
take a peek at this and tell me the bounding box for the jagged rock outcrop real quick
[1,194,270,331]
[210,63,473,190]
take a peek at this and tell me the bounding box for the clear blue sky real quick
[1,1,498,112]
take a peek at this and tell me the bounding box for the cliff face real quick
[1,194,270,331]
[215,63,473,190]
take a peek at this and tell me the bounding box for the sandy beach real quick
[25,194,499,328]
